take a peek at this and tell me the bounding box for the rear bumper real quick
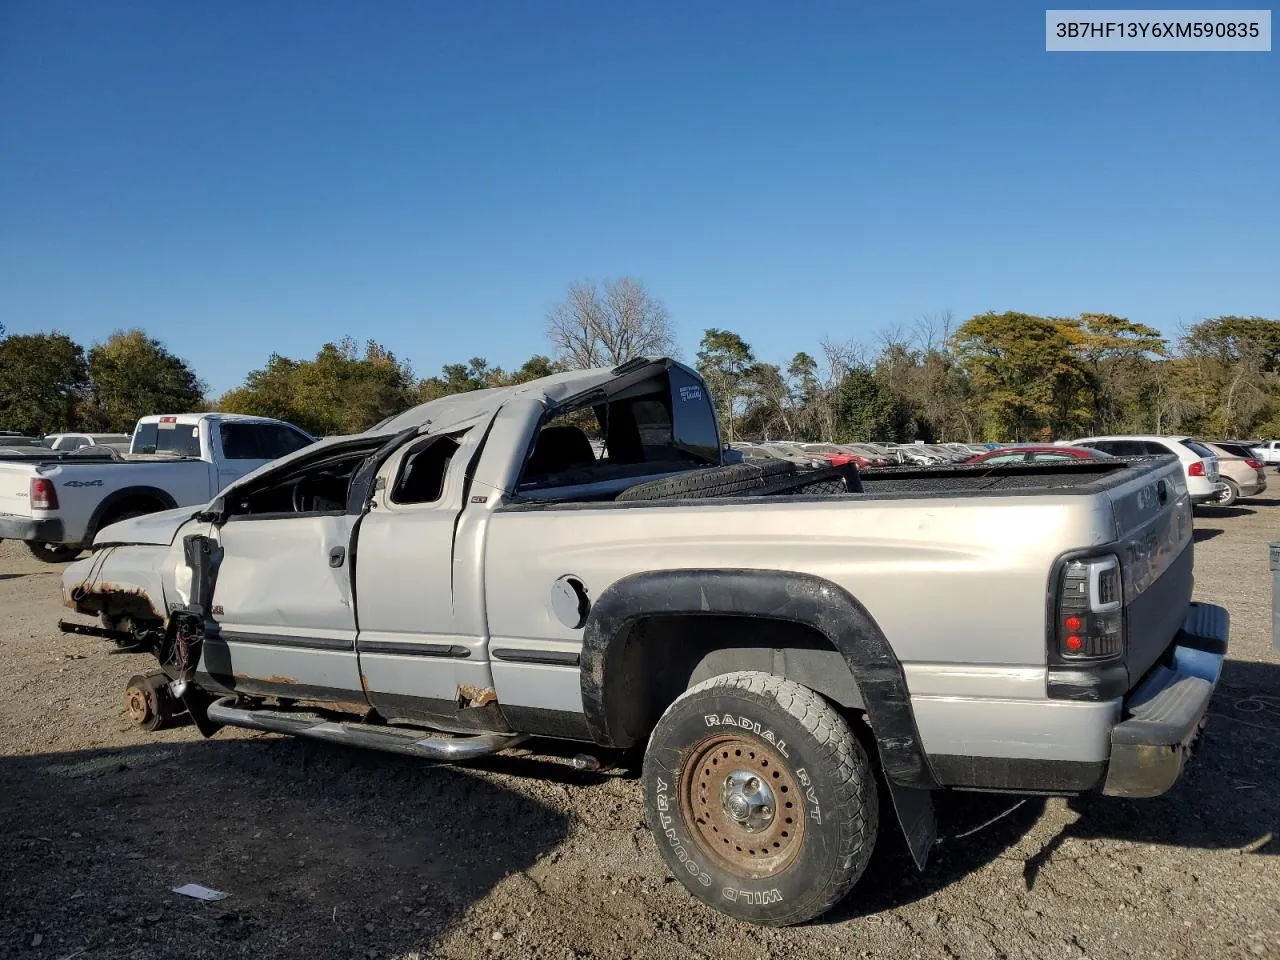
[1102,602,1228,799]
[0,513,66,543]
[1189,489,1220,505]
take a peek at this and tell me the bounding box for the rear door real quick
[353,431,489,730]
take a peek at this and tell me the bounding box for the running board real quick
[206,698,528,761]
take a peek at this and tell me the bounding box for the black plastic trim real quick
[580,568,937,789]
[359,640,470,658]
[491,648,581,666]
[213,628,353,652]
[930,755,1106,794]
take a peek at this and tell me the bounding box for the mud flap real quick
[182,689,223,739]
[886,780,936,870]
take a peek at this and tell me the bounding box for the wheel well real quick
[88,487,177,542]
[601,614,863,748]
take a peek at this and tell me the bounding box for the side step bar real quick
[206,698,528,762]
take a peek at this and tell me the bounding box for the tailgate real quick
[1107,458,1195,687]
[0,463,35,518]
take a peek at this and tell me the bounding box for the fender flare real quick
[85,486,179,544]
[579,568,937,790]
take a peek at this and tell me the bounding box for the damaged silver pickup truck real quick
[61,357,1229,926]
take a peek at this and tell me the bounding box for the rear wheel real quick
[643,671,879,925]
[1215,479,1239,507]
[27,541,82,563]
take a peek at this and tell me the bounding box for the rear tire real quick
[1214,479,1239,507]
[642,671,879,926]
[27,541,82,563]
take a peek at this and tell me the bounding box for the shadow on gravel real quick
[1196,505,1256,520]
[828,658,1280,919]
[0,738,570,959]
[1193,528,1225,542]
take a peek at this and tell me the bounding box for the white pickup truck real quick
[0,413,313,562]
[1249,440,1280,466]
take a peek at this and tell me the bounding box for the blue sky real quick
[1,1,1276,395]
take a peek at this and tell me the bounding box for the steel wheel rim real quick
[679,734,806,878]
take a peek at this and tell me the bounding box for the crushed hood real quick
[94,505,202,547]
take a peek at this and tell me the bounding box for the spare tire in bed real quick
[616,460,795,502]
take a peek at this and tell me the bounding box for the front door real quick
[203,513,362,703]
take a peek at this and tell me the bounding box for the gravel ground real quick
[1,502,1278,960]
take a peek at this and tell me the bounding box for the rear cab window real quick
[518,366,720,495]
[132,419,203,457]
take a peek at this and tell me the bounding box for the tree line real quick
[2,284,1278,444]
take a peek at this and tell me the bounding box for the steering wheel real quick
[291,477,309,513]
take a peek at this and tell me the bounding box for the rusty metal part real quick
[205,698,527,761]
[456,684,498,709]
[59,620,135,644]
[125,682,154,726]
[263,675,299,685]
[124,672,173,732]
[679,734,807,878]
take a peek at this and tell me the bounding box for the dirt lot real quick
[2,503,1278,960]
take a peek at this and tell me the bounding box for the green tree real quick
[219,338,416,436]
[952,312,1090,441]
[696,329,755,442]
[835,365,912,442]
[0,332,89,434]
[1061,314,1167,434]
[85,329,206,431]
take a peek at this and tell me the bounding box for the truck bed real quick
[507,455,1178,507]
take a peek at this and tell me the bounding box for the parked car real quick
[0,436,49,457]
[1066,436,1221,505]
[965,445,1112,465]
[756,442,828,468]
[42,433,133,452]
[1204,441,1267,506]
[62,356,1227,926]
[1249,440,1280,466]
[0,413,313,562]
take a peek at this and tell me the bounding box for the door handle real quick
[329,546,346,568]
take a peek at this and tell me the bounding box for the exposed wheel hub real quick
[721,770,776,831]
[679,735,806,877]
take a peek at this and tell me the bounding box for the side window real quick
[228,449,372,517]
[390,435,464,505]
[220,423,314,460]
[983,453,1024,464]
[1086,441,1117,455]
[668,366,720,463]
[1143,441,1175,456]
[1178,439,1214,459]
[1029,452,1074,462]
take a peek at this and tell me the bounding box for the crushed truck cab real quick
[62,357,1228,927]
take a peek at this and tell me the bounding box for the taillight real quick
[1248,459,1262,469]
[1056,555,1123,660]
[30,477,59,511]
[1188,461,1205,477]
